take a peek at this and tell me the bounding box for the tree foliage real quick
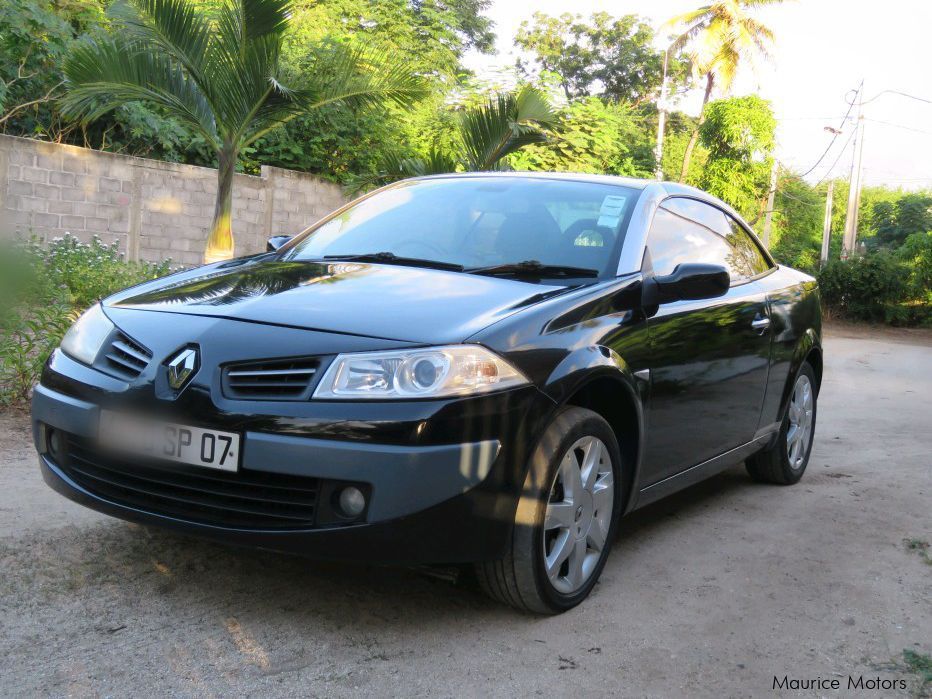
[665,0,782,92]
[515,12,678,104]
[361,84,558,187]
[1,0,493,179]
[870,194,932,247]
[61,0,425,260]
[1,0,928,326]
[697,95,776,220]
[510,97,653,176]
[0,0,104,137]
[283,0,494,79]
[770,176,826,273]
[664,0,781,182]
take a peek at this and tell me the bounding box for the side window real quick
[726,215,772,275]
[646,207,737,277]
[646,199,755,281]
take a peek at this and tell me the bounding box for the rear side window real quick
[726,215,772,275]
[646,198,769,282]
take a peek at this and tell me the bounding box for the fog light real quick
[47,427,65,461]
[338,486,366,518]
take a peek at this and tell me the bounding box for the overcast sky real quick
[463,0,932,190]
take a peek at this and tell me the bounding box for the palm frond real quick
[514,85,558,126]
[740,17,776,55]
[668,21,711,55]
[302,43,427,112]
[63,0,424,161]
[459,85,557,171]
[61,37,218,146]
[662,6,713,31]
[664,0,778,85]
[239,44,425,148]
[240,0,292,40]
[349,148,458,192]
[111,0,214,98]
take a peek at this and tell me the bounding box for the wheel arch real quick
[805,344,823,394]
[541,346,646,515]
[779,328,822,420]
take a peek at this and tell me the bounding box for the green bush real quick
[818,250,931,326]
[896,232,932,300]
[818,253,904,322]
[41,234,173,309]
[0,234,174,406]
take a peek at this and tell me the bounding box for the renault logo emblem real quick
[167,348,198,390]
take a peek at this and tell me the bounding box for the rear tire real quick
[746,361,818,485]
[475,406,623,614]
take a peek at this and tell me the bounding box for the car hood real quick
[106,258,570,344]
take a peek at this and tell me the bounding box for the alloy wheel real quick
[542,436,614,594]
[786,373,814,469]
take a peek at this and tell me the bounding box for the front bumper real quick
[33,353,552,564]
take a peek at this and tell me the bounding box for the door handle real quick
[751,315,771,334]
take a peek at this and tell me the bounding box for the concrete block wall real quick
[0,134,349,267]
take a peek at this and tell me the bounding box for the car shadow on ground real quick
[11,466,759,630]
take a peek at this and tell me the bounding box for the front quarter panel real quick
[469,275,650,510]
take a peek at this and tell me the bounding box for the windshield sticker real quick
[597,194,627,228]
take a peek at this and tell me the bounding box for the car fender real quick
[779,327,821,420]
[538,344,647,513]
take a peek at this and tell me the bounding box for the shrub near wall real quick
[0,234,172,406]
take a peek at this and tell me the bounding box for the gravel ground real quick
[1,330,930,698]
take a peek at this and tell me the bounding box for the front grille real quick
[102,332,152,379]
[61,436,319,529]
[222,358,320,400]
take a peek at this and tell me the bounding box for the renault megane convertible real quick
[32,173,821,613]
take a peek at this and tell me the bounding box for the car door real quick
[641,197,774,486]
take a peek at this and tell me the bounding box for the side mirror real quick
[644,263,730,305]
[267,235,293,252]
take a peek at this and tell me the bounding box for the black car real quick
[32,173,821,613]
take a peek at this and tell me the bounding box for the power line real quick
[776,188,822,206]
[814,126,856,186]
[797,82,861,178]
[864,117,932,137]
[862,166,932,178]
[858,89,932,106]
[778,115,850,122]
[774,122,853,190]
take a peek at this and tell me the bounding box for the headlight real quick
[313,345,528,399]
[60,303,114,365]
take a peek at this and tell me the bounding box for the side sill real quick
[632,435,771,510]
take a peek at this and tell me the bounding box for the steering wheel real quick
[562,218,605,240]
[393,239,447,258]
[561,218,615,249]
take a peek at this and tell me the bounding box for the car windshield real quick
[282,177,639,278]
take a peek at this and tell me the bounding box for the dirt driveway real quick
[1,330,930,697]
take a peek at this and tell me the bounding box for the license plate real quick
[98,410,240,472]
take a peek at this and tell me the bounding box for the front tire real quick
[475,406,623,614]
[746,361,818,485]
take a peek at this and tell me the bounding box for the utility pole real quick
[820,179,834,266]
[654,48,670,181]
[761,160,778,248]
[842,82,866,258]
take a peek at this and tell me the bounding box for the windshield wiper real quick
[322,252,464,273]
[466,260,599,279]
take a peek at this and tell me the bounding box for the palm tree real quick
[364,85,558,186]
[665,0,782,183]
[60,0,424,263]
